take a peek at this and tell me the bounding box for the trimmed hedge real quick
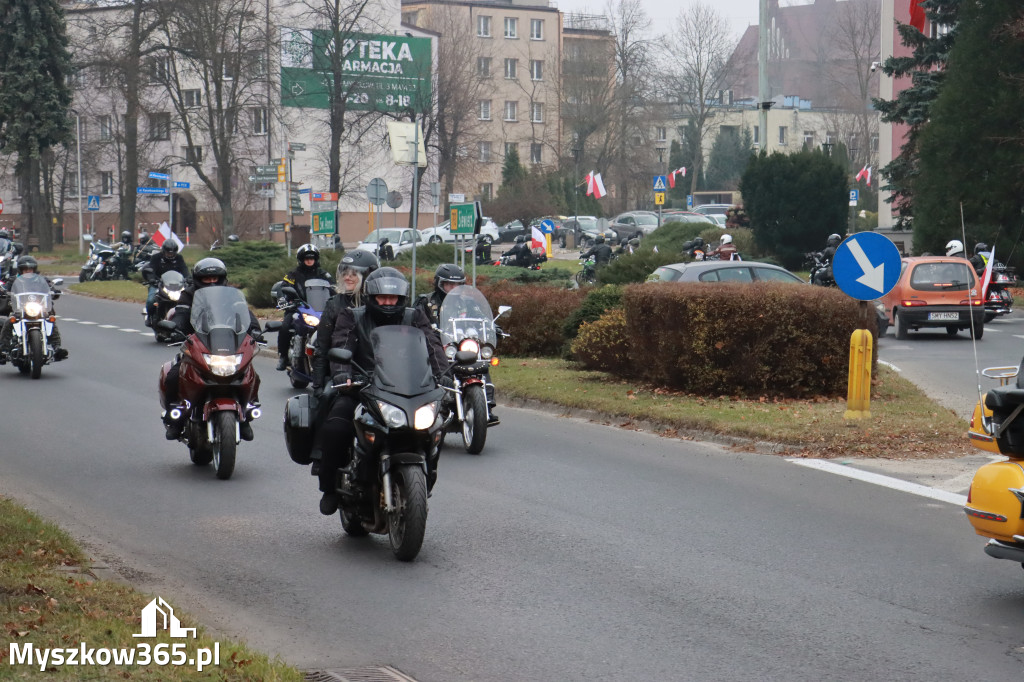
[571,308,630,368]
[562,285,624,341]
[476,282,587,357]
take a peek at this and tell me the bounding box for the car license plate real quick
[928,312,959,321]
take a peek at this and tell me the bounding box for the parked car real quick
[661,211,719,226]
[879,256,985,339]
[354,228,427,258]
[692,203,733,217]
[646,260,805,284]
[554,216,617,248]
[420,218,499,245]
[608,211,660,240]
[498,217,564,243]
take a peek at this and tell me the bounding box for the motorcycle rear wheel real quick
[28,329,43,379]
[212,411,237,480]
[388,465,427,562]
[189,444,213,466]
[462,384,488,454]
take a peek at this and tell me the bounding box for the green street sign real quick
[450,202,478,235]
[312,210,335,235]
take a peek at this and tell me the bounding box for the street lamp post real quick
[571,146,581,244]
[72,110,84,255]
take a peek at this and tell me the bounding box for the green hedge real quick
[476,282,587,357]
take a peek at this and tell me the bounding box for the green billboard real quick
[281,29,432,112]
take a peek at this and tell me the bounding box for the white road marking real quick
[62,318,78,322]
[119,328,140,333]
[75,320,97,325]
[787,458,967,506]
[1013,335,1024,340]
[99,324,118,328]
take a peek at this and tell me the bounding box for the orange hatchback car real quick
[880,257,985,339]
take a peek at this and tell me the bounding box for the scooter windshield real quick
[438,285,497,347]
[368,325,435,397]
[10,274,52,315]
[303,278,333,312]
[190,287,251,354]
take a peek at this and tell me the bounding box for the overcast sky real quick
[554,0,815,40]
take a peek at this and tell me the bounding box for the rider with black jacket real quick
[144,242,189,324]
[276,244,335,371]
[581,235,613,266]
[311,250,379,388]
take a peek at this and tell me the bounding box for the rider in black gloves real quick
[144,241,189,324]
[311,267,448,515]
[276,243,335,371]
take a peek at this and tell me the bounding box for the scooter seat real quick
[985,387,1024,411]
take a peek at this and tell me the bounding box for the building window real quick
[778,126,788,145]
[826,131,836,145]
[848,134,860,153]
[97,66,115,87]
[184,145,203,163]
[100,171,115,196]
[149,112,170,141]
[871,133,879,152]
[148,57,170,84]
[803,130,815,147]
[505,142,518,157]
[530,143,542,164]
[530,60,543,81]
[479,99,491,121]
[480,183,493,201]
[656,126,666,142]
[184,89,202,108]
[504,101,518,122]
[68,171,83,198]
[98,115,113,140]
[531,102,543,123]
[477,57,491,78]
[66,68,86,88]
[504,58,517,80]
[753,126,759,145]
[504,17,518,39]
[530,18,544,40]
[252,107,268,135]
[477,15,491,38]
[222,58,236,81]
[478,141,492,163]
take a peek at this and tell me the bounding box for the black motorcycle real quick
[981,259,1015,322]
[79,238,131,281]
[268,278,334,389]
[142,269,187,341]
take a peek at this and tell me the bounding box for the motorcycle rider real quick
[144,241,189,325]
[614,238,632,257]
[945,239,967,259]
[709,234,739,261]
[822,233,843,262]
[970,242,989,275]
[276,244,335,371]
[581,235,613,267]
[161,257,262,440]
[311,267,448,515]
[0,256,68,363]
[311,250,380,385]
[114,230,134,278]
[504,235,533,267]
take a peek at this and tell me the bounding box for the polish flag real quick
[531,225,546,250]
[981,245,996,300]
[587,172,607,199]
[909,0,927,33]
[150,222,184,250]
[584,171,594,195]
[866,166,872,185]
[669,171,676,189]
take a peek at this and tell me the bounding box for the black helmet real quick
[595,235,605,244]
[337,250,379,279]
[121,230,132,243]
[620,238,628,246]
[162,241,179,258]
[192,257,227,288]
[0,229,9,239]
[975,242,988,255]
[296,243,320,268]
[364,267,409,325]
[514,235,526,244]
[693,237,704,247]
[17,256,38,273]
[434,263,466,295]
[827,233,842,247]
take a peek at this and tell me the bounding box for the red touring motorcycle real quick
[158,287,263,480]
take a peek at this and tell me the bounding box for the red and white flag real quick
[981,245,996,300]
[150,222,184,251]
[530,225,546,251]
[909,0,927,33]
[669,172,676,189]
[587,172,607,199]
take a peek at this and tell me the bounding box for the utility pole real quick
[758,0,771,152]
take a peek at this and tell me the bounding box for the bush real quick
[562,285,624,340]
[476,282,587,357]
[571,308,630,369]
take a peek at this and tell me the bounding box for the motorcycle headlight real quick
[480,345,494,360]
[445,344,457,359]
[377,401,407,428]
[167,289,182,301]
[414,402,438,430]
[203,353,243,376]
[459,338,480,355]
[301,313,320,327]
[23,301,43,318]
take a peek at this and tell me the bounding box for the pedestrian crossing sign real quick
[87,195,100,211]
[653,175,667,191]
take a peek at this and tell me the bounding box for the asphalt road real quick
[2,292,1023,681]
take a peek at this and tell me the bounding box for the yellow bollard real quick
[844,328,873,419]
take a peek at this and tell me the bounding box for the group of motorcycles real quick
[79,237,157,282]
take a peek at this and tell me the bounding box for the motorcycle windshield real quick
[303,278,332,312]
[369,325,435,397]
[189,287,250,354]
[10,274,52,314]
[438,285,497,347]
[160,270,185,292]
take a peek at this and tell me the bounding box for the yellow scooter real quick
[965,365,1024,568]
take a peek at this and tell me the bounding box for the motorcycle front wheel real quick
[212,411,237,480]
[78,267,91,282]
[462,384,488,454]
[388,464,427,561]
[289,349,310,389]
[28,328,44,379]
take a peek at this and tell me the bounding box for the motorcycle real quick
[157,287,264,480]
[287,326,445,561]
[132,241,159,273]
[805,251,834,286]
[4,273,64,379]
[79,239,130,281]
[437,285,510,454]
[965,364,1024,570]
[141,269,187,341]
[575,255,597,285]
[682,238,711,262]
[981,261,1015,322]
[269,278,334,389]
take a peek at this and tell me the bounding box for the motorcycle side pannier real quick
[284,393,316,465]
[965,460,1024,543]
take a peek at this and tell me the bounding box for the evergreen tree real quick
[740,149,848,269]
[0,0,73,249]
[704,127,754,191]
[500,146,527,190]
[914,0,1024,257]
[872,0,961,230]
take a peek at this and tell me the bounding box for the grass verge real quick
[69,280,148,302]
[0,497,301,680]
[492,358,971,459]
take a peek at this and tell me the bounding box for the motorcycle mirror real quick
[156,320,176,331]
[327,348,353,363]
[495,305,511,320]
[52,278,64,286]
[280,286,298,299]
[83,234,93,242]
[263,320,283,331]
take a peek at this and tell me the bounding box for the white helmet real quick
[945,239,964,257]
[721,234,733,245]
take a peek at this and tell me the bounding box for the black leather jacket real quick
[146,253,189,284]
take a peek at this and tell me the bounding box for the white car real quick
[354,228,427,257]
[419,218,499,245]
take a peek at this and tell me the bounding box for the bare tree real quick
[561,18,617,177]
[661,2,738,196]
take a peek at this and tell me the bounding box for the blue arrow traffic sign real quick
[832,232,902,301]
[653,175,667,191]
[86,195,100,211]
[540,219,555,234]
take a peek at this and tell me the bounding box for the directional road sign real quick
[367,178,388,206]
[540,219,555,234]
[173,181,190,189]
[87,195,100,211]
[832,232,902,301]
[137,187,168,195]
[148,171,169,180]
[653,175,667,191]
